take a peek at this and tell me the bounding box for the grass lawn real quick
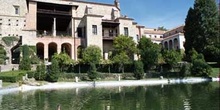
[2,82,18,87]
[210,68,219,77]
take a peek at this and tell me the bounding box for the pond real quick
[0,82,219,110]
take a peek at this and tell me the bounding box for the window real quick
[8,23,11,26]
[77,27,82,37]
[155,36,157,38]
[0,34,2,36]
[8,34,10,36]
[92,25,97,35]
[8,19,11,21]
[0,19,2,21]
[109,29,113,36]
[16,20,19,22]
[14,6,20,15]
[149,35,151,38]
[16,24,19,26]
[124,27,128,36]
[0,23,2,25]
[160,36,163,38]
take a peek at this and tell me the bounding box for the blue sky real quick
[88,0,195,29]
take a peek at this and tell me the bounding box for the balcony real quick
[37,30,71,38]
[37,9,71,16]
[102,20,120,28]
[103,34,118,40]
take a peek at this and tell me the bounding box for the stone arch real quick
[169,40,173,50]
[48,42,57,61]
[36,42,44,60]
[164,41,168,49]
[61,43,72,58]
[174,38,179,50]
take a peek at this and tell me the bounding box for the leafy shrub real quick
[0,47,6,55]
[19,57,31,71]
[191,53,212,77]
[0,47,6,64]
[87,63,98,81]
[133,61,144,80]
[0,54,6,59]
[27,71,35,78]
[191,59,212,77]
[0,71,26,82]
[34,64,46,80]
[30,55,40,64]
[179,63,191,77]
[121,73,134,79]
[46,58,60,82]
[0,59,4,64]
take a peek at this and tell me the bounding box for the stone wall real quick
[0,0,27,37]
[85,15,103,53]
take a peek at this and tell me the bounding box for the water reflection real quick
[0,82,219,110]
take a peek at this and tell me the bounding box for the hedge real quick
[0,71,26,82]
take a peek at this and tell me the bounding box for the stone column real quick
[53,18,56,37]
[167,41,170,50]
[44,44,48,60]
[57,44,61,54]
[72,7,76,38]
[72,45,76,60]
[172,39,175,49]
[104,52,108,60]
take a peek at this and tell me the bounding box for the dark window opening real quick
[14,6,20,15]
[124,27,128,36]
[92,25,97,35]
[77,27,82,38]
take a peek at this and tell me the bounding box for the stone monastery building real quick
[0,0,185,64]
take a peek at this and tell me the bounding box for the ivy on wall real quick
[2,36,19,46]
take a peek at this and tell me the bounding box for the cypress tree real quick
[184,0,219,61]
[47,58,60,82]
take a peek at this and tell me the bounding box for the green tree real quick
[19,45,31,70]
[34,63,46,80]
[157,26,167,31]
[19,57,31,70]
[137,37,161,70]
[184,0,219,61]
[185,48,199,62]
[82,45,102,64]
[112,35,137,73]
[133,60,144,80]
[53,53,75,72]
[162,50,182,71]
[179,63,191,77]
[113,35,137,59]
[191,54,212,77]
[112,52,130,73]
[87,63,98,81]
[47,58,60,82]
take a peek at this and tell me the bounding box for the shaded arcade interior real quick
[37,2,72,37]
